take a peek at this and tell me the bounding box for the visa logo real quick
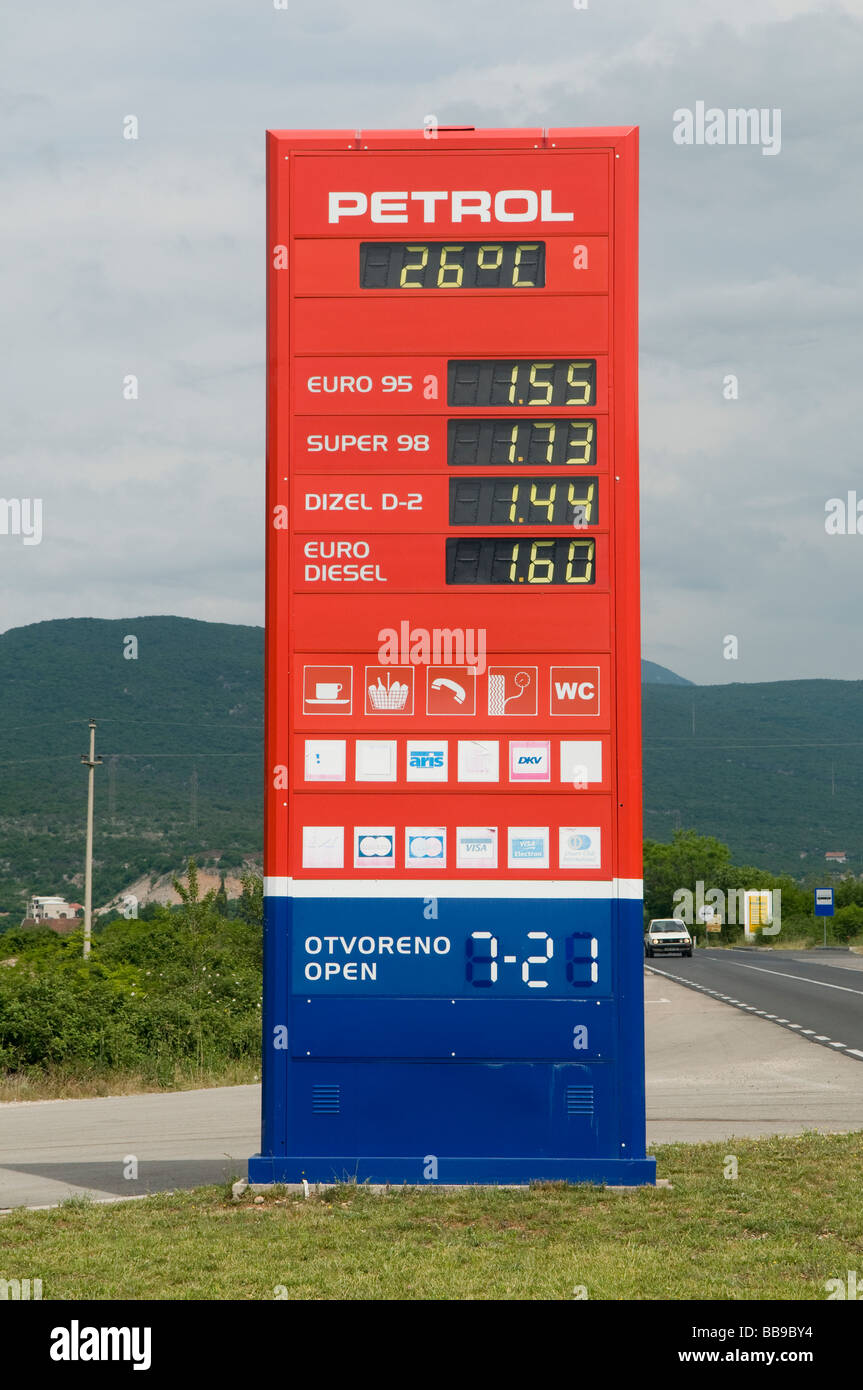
[463,841,491,852]
[409,751,445,768]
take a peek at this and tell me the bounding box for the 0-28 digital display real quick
[448,359,596,407]
[448,419,596,468]
[360,242,545,289]
[449,477,598,526]
[446,537,595,585]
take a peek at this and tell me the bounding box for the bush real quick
[0,865,263,1080]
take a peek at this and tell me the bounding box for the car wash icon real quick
[487,666,537,716]
[365,666,414,715]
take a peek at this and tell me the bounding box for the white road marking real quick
[713,958,863,996]
[644,965,863,1059]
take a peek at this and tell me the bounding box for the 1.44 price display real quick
[449,476,598,526]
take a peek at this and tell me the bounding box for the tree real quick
[643,830,733,921]
[238,872,263,927]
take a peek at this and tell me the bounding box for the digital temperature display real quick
[448,419,597,468]
[360,241,545,288]
[449,476,598,526]
[448,359,596,406]
[446,536,595,585]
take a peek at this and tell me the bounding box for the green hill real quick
[0,617,263,914]
[643,681,862,874]
[641,660,693,686]
[0,618,858,915]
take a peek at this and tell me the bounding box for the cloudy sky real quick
[2,0,862,683]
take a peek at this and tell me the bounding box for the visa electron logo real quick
[329,191,574,224]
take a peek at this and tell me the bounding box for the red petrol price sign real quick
[250,127,654,1188]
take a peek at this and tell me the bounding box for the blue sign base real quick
[253,891,654,1189]
[248,1152,656,1185]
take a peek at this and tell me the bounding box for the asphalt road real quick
[645,948,863,1062]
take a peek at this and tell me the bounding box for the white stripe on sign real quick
[265,876,644,900]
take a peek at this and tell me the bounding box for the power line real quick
[0,717,262,733]
[0,752,260,766]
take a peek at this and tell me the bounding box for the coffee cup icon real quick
[315,682,343,701]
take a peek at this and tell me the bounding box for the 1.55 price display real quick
[448,418,596,468]
[360,241,545,288]
[449,476,598,526]
[448,359,596,407]
[446,537,595,585]
[466,931,600,989]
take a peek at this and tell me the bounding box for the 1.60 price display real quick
[448,418,597,468]
[446,537,595,585]
[450,476,598,526]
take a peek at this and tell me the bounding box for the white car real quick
[644,918,693,958]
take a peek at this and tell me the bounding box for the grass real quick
[0,1060,259,1104]
[1,1132,861,1300]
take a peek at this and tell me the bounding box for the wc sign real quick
[550,667,600,716]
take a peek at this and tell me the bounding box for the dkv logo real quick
[510,741,550,782]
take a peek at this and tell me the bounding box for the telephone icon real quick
[431,676,466,704]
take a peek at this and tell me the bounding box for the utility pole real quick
[81,718,103,959]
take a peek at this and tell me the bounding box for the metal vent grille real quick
[565,1085,594,1116]
[312,1084,340,1114]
